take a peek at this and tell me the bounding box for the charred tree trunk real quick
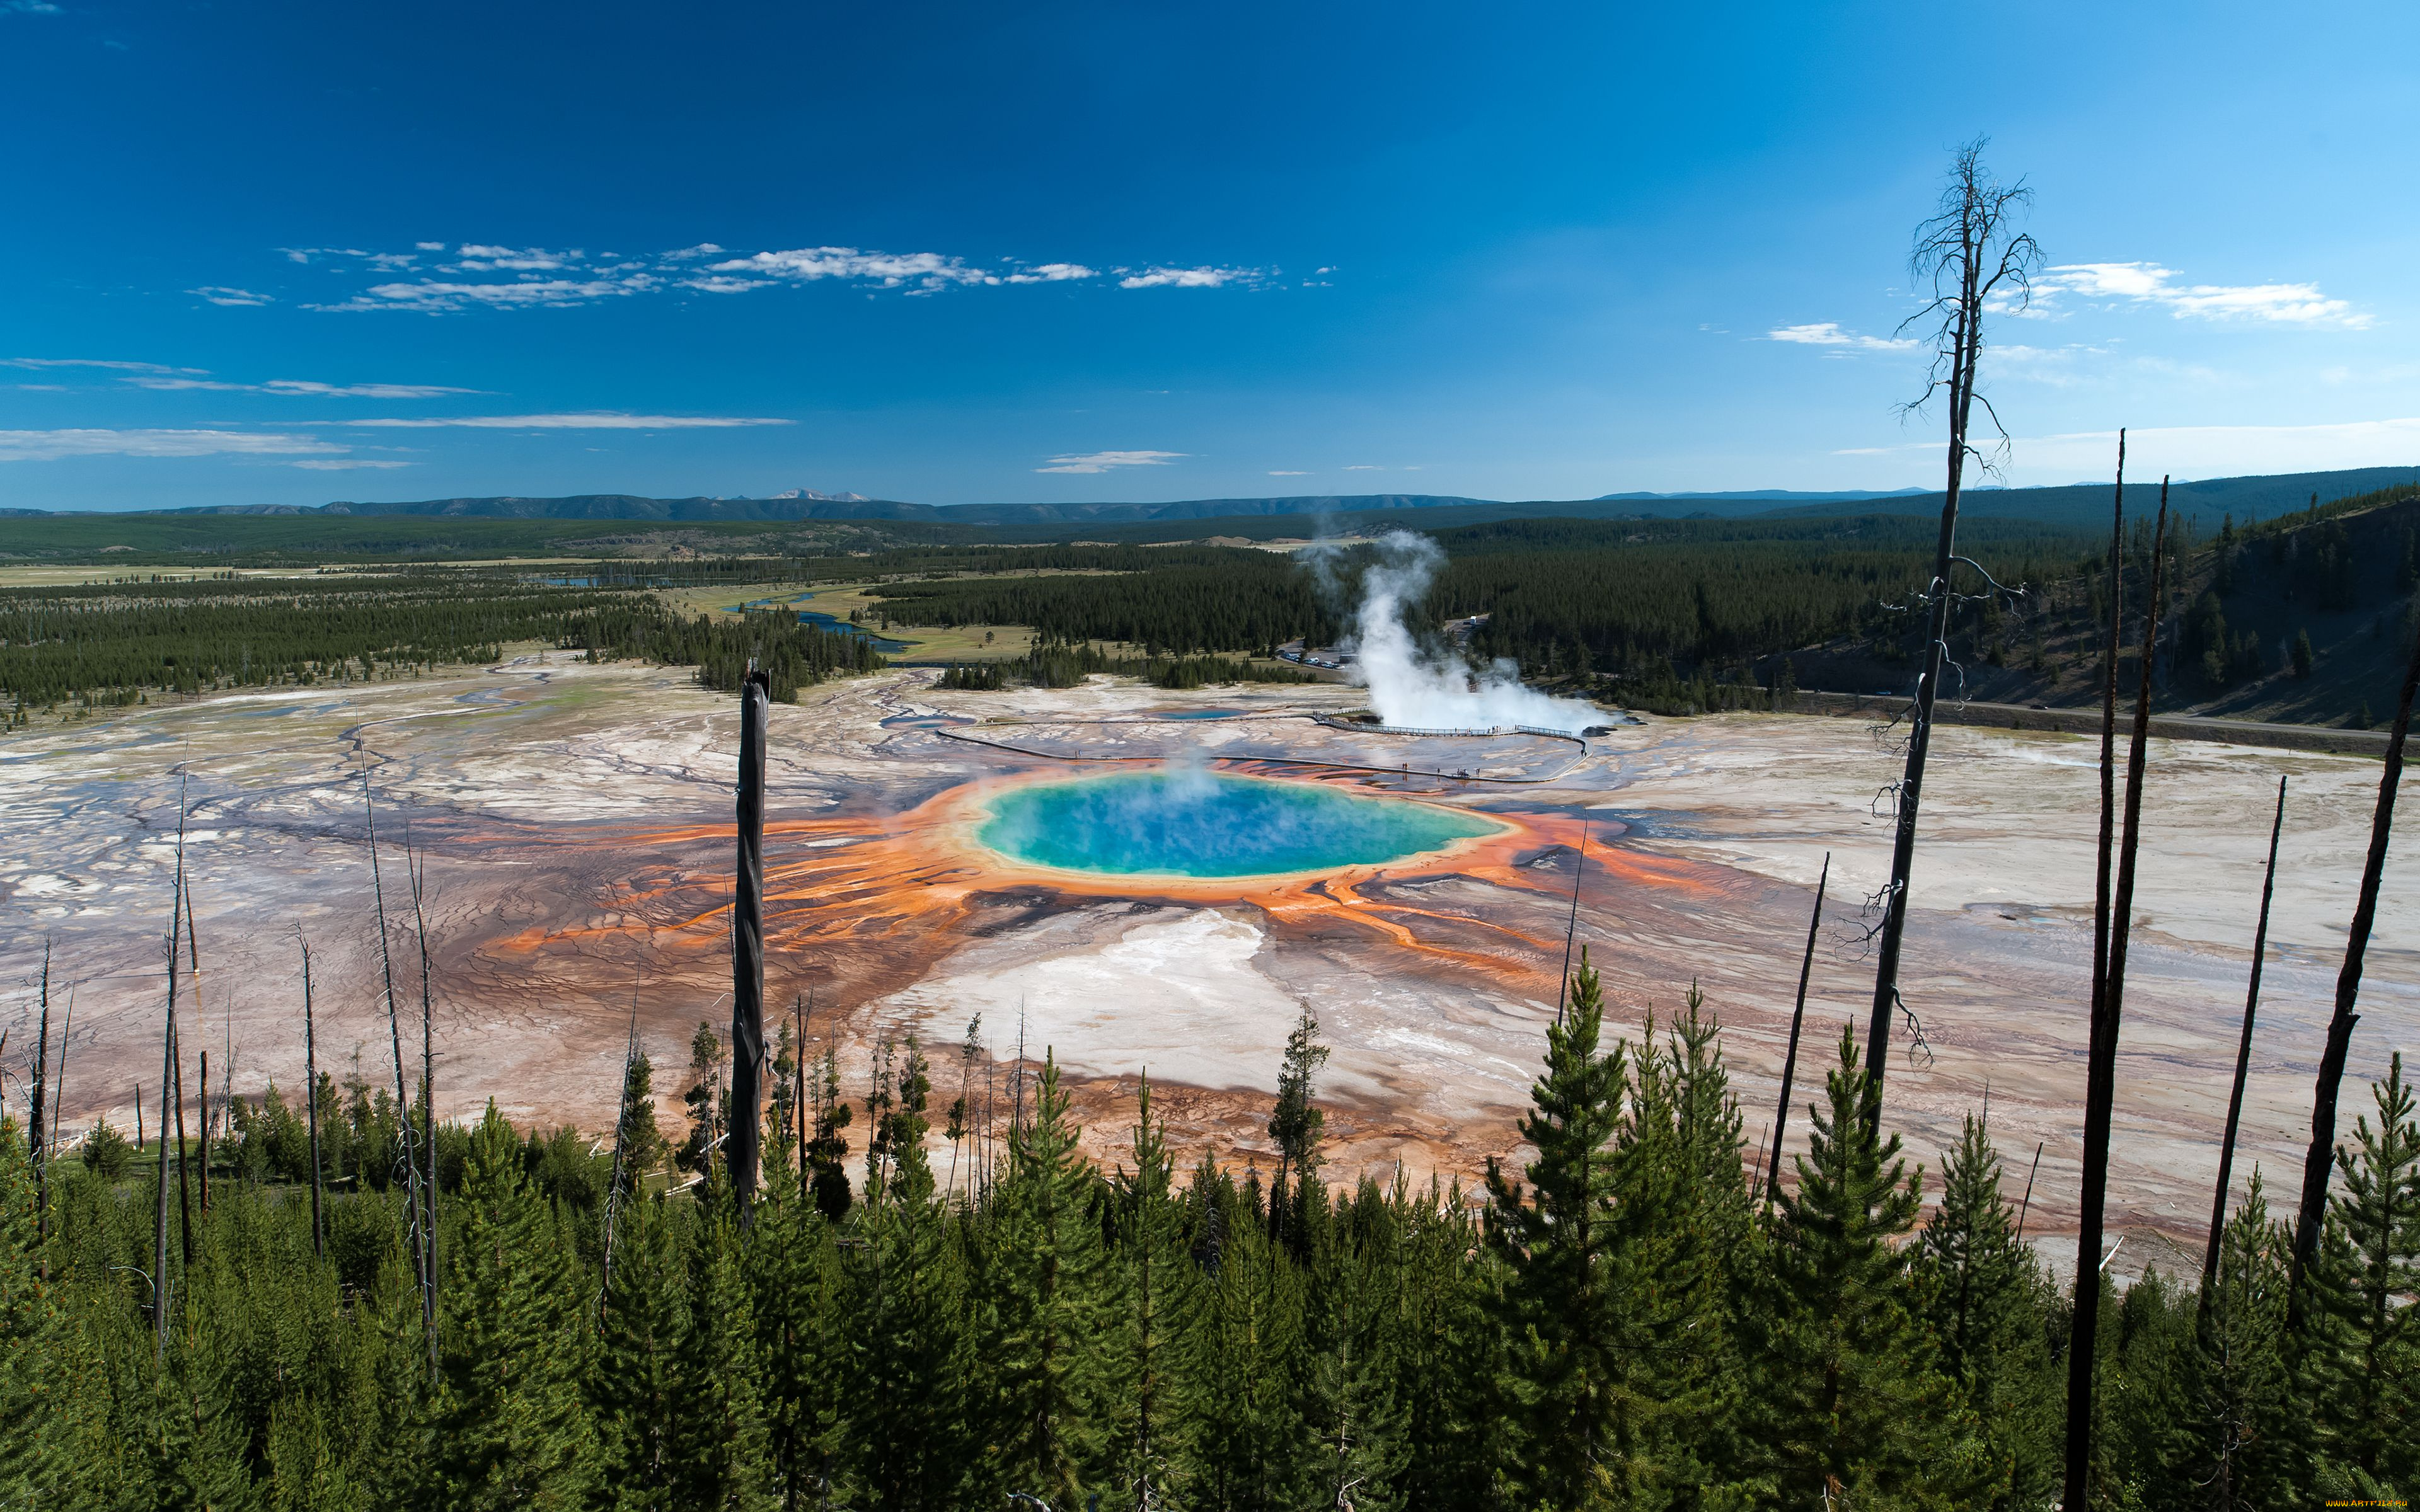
[730,670,771,1224]
[28,944,50,1253]
[2064,481,2171,1507]
[155,791,187,1365]
[2286,622,2420,1321]
[364,779,434,1363]
[301,936,324,1261]
[407,835,439,1370]
[2201,775,2286,1321]
[1766,854,1829,1208]
[1863,140,2039,1106]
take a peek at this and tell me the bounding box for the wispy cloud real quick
[1116,266,1259,290]
[330,413,792,430]
[3,2,64,14]
[122,375,481,398]
[289,459,413,470]
[0,428,351,462]
[4,357,208,374]
[2034,262,2367,328]
[1267,469,1308,476]
[282,242,1249,311]
[1768,322,1918,352]
[309,276,661,314]
[188,286,274,307]
[1034,449,1186,474]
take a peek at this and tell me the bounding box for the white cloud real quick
[309,275,660,313]
[1003,262,1097,284]
[1116,266,1257,290]
[260,380,478,398]
[3,1,65,13]
[332,413,792,430]
[1267,469,1308,476]
[290,459,413,470]
[0,428,350,462]
[1768,322,1919,352]
[286,241,1265,311]
[2037,262,2366,327]
[1034,449,1187,474]
[446,244,580,272]
[188,286,274,307]
[120,375,480,398]
[1343,464,1383,471]
[4,357,208,374]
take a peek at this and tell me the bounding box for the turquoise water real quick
[979,769,1497,878]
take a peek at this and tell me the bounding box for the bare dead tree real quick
[1863,137,2042,1104]
[363,775,434,1363]
[1555,825,1589,1021]
[2063,480,2171,1509]
[155,780,188,1364]
[28,942,50,1254]
[404,824,440,1370]
[2014,1139,2044,1243]
[1765,854,1830,1210]
[299,933,324,1261]
[731,670,771,1225]
[44,984,73,1278]
[600,983,642,1315]
[2199,775,2286,1324]
[2285,617,2420,1322]
[173,876,197,1266]
[797,992,814,1206]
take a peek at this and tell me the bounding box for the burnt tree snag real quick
[1864,137,2040,1106]
[1765,853,1829,1209]
[730,669,772,1224]
[2063,479,2171,1508]
[2286,618,2420,1323]
[2200,775,2286,1322]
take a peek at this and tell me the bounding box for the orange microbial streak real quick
[492,762,1708,998]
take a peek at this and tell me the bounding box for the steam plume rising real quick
[1339,532,1603,735]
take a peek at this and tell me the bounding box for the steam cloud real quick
[1334,531,1605,736]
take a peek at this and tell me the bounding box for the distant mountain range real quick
[11,466,2415,536]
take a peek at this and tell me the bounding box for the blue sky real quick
[5,0,2417,512]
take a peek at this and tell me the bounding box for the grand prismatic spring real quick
[2,651,2414,1279]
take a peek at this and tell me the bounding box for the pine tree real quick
[1482,949,1630,1508]
[749,1183,848,1512]
[593,1194,688,1509]
[681,1022,725,1175]
[672,1178,775,1511]
[1750,1029,1984,1503]
[844,1142,970,1511]
[1112,1074,1194,1510]
[807,1048,855,1223]
[429,1101,599,1509]
[0,1118,67,1505]
[2308,1053,2420,1494]
[1305,1184,1410,1512]
[2184,1171,2296,1506]
[986,1052,1118,1505]
[1180,1180,1313,1512]
[1912,1113,2060,1506]
[613,1051,667,1194]
[1267,1011,1330,1254]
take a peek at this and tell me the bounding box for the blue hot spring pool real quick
[977,770,1498,878]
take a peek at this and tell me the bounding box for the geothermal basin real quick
[1,653,2414,1285]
